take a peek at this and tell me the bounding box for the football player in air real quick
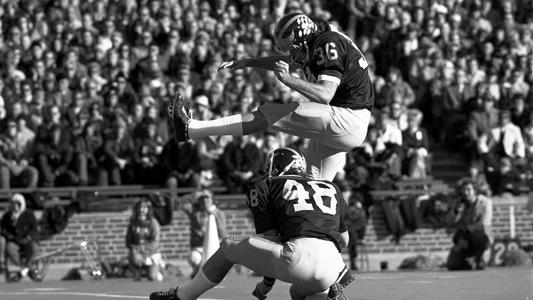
[149,148,354,300]
[169,12,374,182]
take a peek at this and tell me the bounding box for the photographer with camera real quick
[446,179,493,270]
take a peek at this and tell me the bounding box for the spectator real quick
[180,188,226,278]
[97,118,135,185]
[33,105,77,187]
[478,110,526,173]
[377,66,415,109]
[159,139,201,190]
[465,161,492,197]
[219,135,262,194]
[402,109,430,178]
[343,188,368,271]
[73,121,103,186]
[133,119,165,185]
[447,179,492,271]
[0,194,42,282]
[466,95,500,162]
[0,119,39,189]
[125,199,164,281]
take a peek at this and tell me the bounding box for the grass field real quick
[0,267,531,300]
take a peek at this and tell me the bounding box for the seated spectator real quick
[97,118,135,185]
[219,135,262,194]
[466,95,500,162]
[447,180,492,271]
[73,121,103,185]
[402,109,430,178]
[490,156,523,195]
[33,106,77,187]
[376,66,415,109]
[0,194,42,282]
[159,139,201,190]
[387,100,408,131]
[133,120,165,185]
[478,110,526,187]
[373,111,403,178]
[180,188,226,278]
[125,199,164,281]
[466,162,492,197]
[0,119,39,189]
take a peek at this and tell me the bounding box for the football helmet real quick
[273,12,318,65]
[267,148,306,177]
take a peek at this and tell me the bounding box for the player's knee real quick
[242,112,268,134]
[220,236,245,262]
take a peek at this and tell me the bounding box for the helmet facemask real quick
[274,13,317,67]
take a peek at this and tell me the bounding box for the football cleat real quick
[149,287,181,300]
[328,268,356,300]
[168,93,191,143]
[328,282,348,300]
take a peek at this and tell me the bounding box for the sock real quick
[20,268,29,277]
[188,114,244,139]
[263,276,275,287]
[177,269,217,300]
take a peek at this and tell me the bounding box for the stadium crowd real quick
[0,0,532,196]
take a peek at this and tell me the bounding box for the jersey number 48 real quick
[283,180,337,215]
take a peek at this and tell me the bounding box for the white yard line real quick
[0,291,224,300]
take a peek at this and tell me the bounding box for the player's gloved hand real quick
[252,280,272,300]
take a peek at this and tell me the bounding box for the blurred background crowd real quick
[0,0,532,196]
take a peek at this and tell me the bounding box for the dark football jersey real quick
[247,175,347,251]
[305,29,374,110]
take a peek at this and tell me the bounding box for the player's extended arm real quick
[218,55,290,72]
[252,230,279,300]
[274,61,339,104]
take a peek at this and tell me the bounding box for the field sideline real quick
[0,267,531,300]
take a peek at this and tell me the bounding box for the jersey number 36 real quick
[283,180,337,215]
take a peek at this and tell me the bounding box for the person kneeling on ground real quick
[0,194,42,281]
[446,179,493,270]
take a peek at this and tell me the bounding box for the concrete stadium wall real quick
[33,195,533,270]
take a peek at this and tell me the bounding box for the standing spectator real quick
[125,199,164,281]
[219,135,262,194]
[402,109,430,178]
[181,188,226,278]
[447,179,492,270]
[0,194,42,282]
[343,188,368,271]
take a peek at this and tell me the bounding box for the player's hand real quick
[252,281,272,300]
[218,60,234,71]
[218,60,246,71]
[274,60,290,83]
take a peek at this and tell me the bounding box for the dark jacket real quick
[1,209,37,244]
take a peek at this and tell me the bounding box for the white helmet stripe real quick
[277,13,305,40]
